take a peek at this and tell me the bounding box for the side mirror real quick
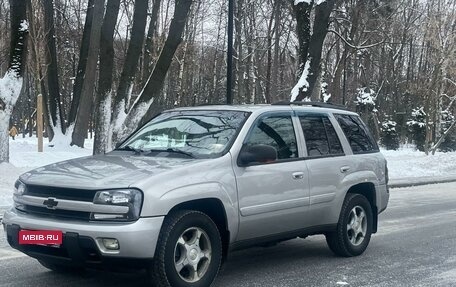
[238,144,278,167]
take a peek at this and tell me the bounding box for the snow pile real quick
[0,137,92,207]
[9,136,92,168]
[382,146,456,180]
[48,124,74,147]
[0,163,26,208]
[291,60,311,102]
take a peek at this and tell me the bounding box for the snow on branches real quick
[294,0,327,5]
[406,107,427,128]
[355,87,376,107]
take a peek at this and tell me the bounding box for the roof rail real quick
[272,101,348,110]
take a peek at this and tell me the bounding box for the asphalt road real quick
[1,182,456,287]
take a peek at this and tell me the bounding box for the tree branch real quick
[328,29,385,50]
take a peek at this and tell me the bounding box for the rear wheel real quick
[326,193,373,257]
[150,210,223,287]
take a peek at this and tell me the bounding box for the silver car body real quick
[3,105,389,261]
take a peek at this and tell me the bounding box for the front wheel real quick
[150,210,223,287]
[325,193,373,257]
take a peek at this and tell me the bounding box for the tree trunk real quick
[271,0,281,102]
[113,0,192,143]
[43,0,65,135]
[112,0,149,122]
[292,0,312,77]
[68,0,95,127]
[234,0,244,103]
[294,0,335,101]
[71,0,105,147]
[93,0,121,155]
[265,7,274,104]
[0,0,27,162]
[142,0,162,85]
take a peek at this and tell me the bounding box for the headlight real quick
[14,180,26,195]
[91,189,143,221]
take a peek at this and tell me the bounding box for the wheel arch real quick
[346,182,378,233]
[168,198,231,262]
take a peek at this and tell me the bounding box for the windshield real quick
[118,110,250,158]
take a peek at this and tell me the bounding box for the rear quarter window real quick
[334,114,379,154]
[299,115,344,157]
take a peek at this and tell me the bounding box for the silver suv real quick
[3,102,389,287]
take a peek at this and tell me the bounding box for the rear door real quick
[297,113,350,226]
[234,112,310,241]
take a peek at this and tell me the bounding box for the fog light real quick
[102,238,119,250]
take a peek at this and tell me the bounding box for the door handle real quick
[340,166,351,173]
[292,172,305,180]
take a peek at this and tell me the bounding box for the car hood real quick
[19,152,205,190]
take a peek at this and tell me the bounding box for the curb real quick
[389,177,456,189]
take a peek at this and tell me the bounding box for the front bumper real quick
[2,208,164,267]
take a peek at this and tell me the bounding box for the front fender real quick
[141,182,239,242]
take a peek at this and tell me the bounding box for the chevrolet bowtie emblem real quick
[43,198,59,210]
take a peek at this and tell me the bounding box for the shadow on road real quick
[14,237,339,286]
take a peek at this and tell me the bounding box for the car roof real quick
[167,104,358,116]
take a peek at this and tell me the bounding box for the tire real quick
[38,260,85,273]
[150,210,223,287]
[325,193,373,257]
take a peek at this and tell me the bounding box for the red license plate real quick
[19,230,63,246]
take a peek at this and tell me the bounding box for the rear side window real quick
[334,114,378,154]
[245,115,298,160]
[299,115,343,157]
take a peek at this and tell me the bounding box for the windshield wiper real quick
[147,148,195,158]
[116,145,145,154]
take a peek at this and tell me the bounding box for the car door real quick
[233,112,310,241]
[297,113,351,226]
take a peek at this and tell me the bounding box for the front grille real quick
[17,205,91,221]
[24,185,97,202]
[17,185,96,221]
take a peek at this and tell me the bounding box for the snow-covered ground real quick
[381,146,456,182]
[0,136,92,208]
[0,138,456,208]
